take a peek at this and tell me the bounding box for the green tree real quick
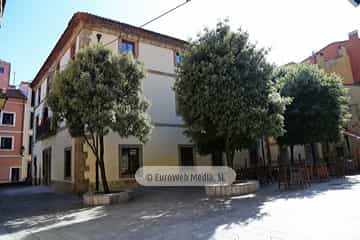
[174,21,288,168]
[276,64,351,163]
[48,45,152,193]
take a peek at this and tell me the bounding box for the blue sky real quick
[0,0,359,85]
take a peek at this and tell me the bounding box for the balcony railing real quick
[36,117,57,141]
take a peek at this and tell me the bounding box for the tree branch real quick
[82,133,98,159]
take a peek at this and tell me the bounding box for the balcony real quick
[36,117,57,141]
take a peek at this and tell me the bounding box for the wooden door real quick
[42,148,52,185]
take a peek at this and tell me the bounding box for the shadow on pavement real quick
[1,176,359,240]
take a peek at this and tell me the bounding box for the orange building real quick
[303,30,360,85]
[0,60,27,183]
[303,30,360,169]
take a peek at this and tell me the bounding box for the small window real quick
[37,87,41,105]
[120,146,141,176]
[64,148,72,179]
[1,112,15,126]
[28,136,32,154]
[175,52,182,64]
[0,67,4,74]
[31,90,35,107]
[0,137,13,150]
[121,40,135,55]
[30,112,34,129]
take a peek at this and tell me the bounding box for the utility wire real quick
[140,0,192,28]
[38,1,192,80]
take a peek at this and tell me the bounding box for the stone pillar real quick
[73,137,89,193]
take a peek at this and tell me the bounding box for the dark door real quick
[180,146,194,166]
[11,168,20,182]
[42,148,52,185]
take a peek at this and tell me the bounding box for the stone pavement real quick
[1,176,360,240]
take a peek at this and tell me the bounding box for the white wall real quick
[143,72,181,125]
[32,129,73,183]
[139,42,175,74]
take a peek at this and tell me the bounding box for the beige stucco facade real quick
[31,13,305,192]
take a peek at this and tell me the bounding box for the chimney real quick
[349,30,359,41]
[316,52,325,67]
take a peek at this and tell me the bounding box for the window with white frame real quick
[1,112,15,126]
[0,136,13,150]
[121,40,135,55]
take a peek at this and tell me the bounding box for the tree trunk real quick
[261,137,266,167]
[95,136,99,191]
[290,145,294,166]
[225,136,234,168]
[98,135,110,193]
[265,137,272,167]
[311,143,317,165]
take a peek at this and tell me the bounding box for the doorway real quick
[10,168,20,182]
[42,147,52,185]
[179,145,194,166]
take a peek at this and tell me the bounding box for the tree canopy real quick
[174,21,288,167]
[48,45,152,192]
[276,64,351,152]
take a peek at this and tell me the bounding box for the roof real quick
[302,32,360,83]
[6,89,26,100]
[31,12,188,87]
[302,40,347,63]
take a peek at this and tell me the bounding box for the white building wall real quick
[139,42,175,74]
[19,83,33,180]
[143,72,181,124]
[32,129,73,182]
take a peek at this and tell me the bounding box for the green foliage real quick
[48,45,152,192]
[49,45,152,142]
[276,64,351,146]
[174,21,288,166]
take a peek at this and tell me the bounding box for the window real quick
[175,51,182,64]
[121,40,135,55]
[1,112,15,126]
[35,115,39,127]
[37,87,41,105]
[35,115,39,139]
[31,90,35,107]
[28,136,32,155]
[30,112,34,129]
[0,67,4,74]
[0,136,13,150]
[119,145,142,176]
[64,148,72,179]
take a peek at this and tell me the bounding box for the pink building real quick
[0,60,27,183]
[0,60,10,91]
